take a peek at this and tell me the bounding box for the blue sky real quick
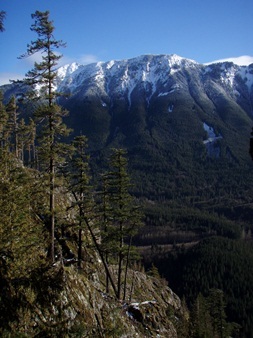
[0,0,253,85]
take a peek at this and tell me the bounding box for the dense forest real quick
[1,9,253,337]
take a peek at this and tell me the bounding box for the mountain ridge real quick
[47,54,252,165]
[55,54,253,100]
[2,53,253,155]
[2,53,253,162]
[205,55,253,66]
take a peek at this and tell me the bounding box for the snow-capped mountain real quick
[53,54,253,115]
[56,55,200,106]
[42,54,251,159]
[2,53,253,233]
[2,54,253,162]
[4,53,253,118]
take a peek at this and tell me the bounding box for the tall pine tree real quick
[18,11,70,263]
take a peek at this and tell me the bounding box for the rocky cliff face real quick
[11,261,184,337]
[61,265,182,337]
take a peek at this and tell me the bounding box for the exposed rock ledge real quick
[26,264,184,337]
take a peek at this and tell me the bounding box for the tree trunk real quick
[117,230,124,300]
[50,155,55,264]
[123,236,132,300]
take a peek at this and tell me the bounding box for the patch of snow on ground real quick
[168,104,174,112]
[237,66,253,91]
[106,60,115,69]
[168,54,197,67]
[220,65,237,87]
[94,62,105,84]
[203,122,222,144]
[204,66,212,74]
[158,92,169,97]
[57,62,80,82]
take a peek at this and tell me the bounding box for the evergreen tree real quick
[0,91,8,149]
[99,172,112,293]
[5,96,19,157]
[0,150,47,332]
[26,117,37,167]
[64,137,118,297]
[16,118,27,162]
[100,148,143,300]
[0,94,36,165]
[0,11,6,32]
[65,135,91,267]
[208,289,228,338]
[190,293,212,338]
[18,11,70,263]
[18,10,66,105]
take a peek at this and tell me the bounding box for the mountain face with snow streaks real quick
[2,54,253,164]
[56,54,253,111]
[2,54,253,270]
[42,54,251,164]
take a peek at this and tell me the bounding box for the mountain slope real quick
[2,54,253,234]
[54,54,253,160]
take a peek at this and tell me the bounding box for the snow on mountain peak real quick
[205,55,253,66]
[56,54,197,91]
[57,62,80,80]
[220,64,238,87]
[54,54,253,99]
[168,54,197,66]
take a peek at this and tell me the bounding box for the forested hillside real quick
[1,9,253,337]
[0,10,185,337]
